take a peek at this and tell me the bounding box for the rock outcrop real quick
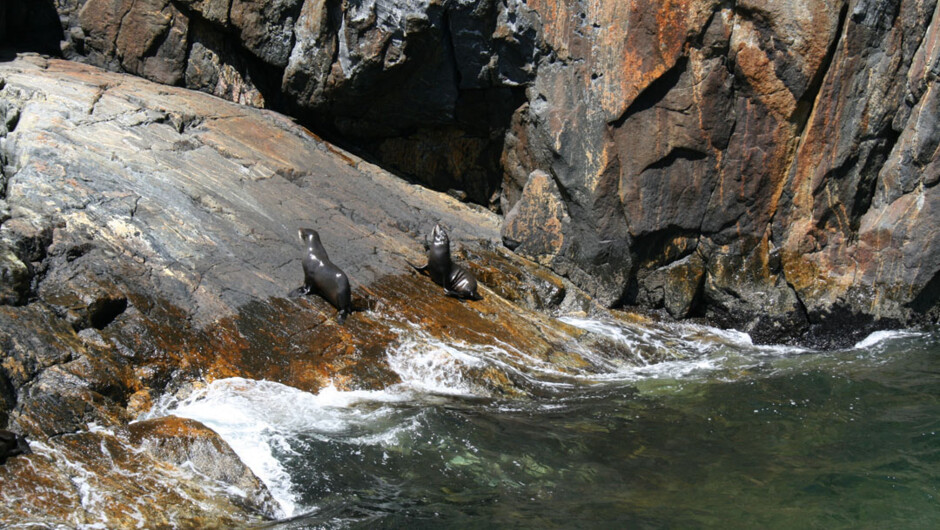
[501,0,939,346]
[0,54,604,525]
[0,417,279,527]
[7,0,931,347]
[2,1,935,345]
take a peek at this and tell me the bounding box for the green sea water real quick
[164,322,940,529]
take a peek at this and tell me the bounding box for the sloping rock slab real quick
[0,54,603,525]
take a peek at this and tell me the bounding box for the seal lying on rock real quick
[410,224,483,300]
[290,228,352,323]
[0,430,31,464]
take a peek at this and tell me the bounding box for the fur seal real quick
[0,430,30,464]
[410,224,482,300]
[290,228,352,323]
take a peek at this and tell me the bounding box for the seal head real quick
[292,228,352,323]
[411,224,482,300]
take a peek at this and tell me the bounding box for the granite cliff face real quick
[501,0,939,346]
[3,0,935,346]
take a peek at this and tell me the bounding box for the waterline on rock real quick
[143,317,935,525]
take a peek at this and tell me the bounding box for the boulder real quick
[127,415,281,516]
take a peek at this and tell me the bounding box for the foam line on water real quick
[138,316,872,518]
[557,315,816,383]
[385,325,630,396]
[853,329,924,350]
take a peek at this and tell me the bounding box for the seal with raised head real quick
[290,228,352,323]
[410,223,482,300]
[0,430,30,464]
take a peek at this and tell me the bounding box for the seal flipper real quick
[336,309,350,324]
[288,286,307,298]
[407,260,429,274]
[444,287,483,301]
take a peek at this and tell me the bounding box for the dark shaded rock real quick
[184,18,266,107]
[633,253,706,320]
[699,237,809,346]
[0,0,63,55]
[0,429,29,464]
[501,169,568,262]
[79,0,190,85]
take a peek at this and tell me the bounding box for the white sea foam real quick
[145,379,304,517]
[139,315,849,518]
[388,335,488,396]
[144,377,437,516]
[557,315,815,384]
[853,329,923,350]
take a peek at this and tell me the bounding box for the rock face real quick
[0,54,603,525]
[10,0,933,346]
[0,417,278,526]
[15,0,539,207]
[2,0,935,345]
[501,0,940,346]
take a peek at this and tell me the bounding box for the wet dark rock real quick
[128,415,281,516]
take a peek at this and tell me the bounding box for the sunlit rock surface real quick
[10,0,934,346]
[0,419,278,526]
[0,54,602,525]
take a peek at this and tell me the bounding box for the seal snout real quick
[417,222,482,301]
[298,228,321,248]
[431,223,449,246]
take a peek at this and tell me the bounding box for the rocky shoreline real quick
[0,54,617,524]
[0,0,938,525]
[3,0,937,346]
